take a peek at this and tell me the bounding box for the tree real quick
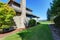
[48,0,60,20]
[0,2,16,29]
[47,8,51,21]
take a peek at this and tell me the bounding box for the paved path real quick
[49,24,60,40]
[0,28,24,40]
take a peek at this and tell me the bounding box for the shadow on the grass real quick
[17,24,53,40]
[17,30,31,40]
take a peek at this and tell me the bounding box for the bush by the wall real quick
[37,22,40,24]
[28,19,36,27]
[0,2,16,33]
[54,16,60,28]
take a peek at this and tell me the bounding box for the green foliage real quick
[51,0,60,16]
[49,0,60,28]
[47,8,51,21]
[28,19,36,27]
[48,0,60,20]
[37,22,40,24]
[54,16,60,28]
[0,2,16,29]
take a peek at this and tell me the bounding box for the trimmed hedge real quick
[54,16,60,28]
[28,19,36,27]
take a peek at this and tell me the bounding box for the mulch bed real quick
[0,28,25,38]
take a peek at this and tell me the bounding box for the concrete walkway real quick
[49,24,60,40]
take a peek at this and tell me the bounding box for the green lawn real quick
[3,21,53,40]
[40,21,54,24]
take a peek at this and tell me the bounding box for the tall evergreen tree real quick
[51,0,60,15]
[47,8,51,21]
[48,0,60,20]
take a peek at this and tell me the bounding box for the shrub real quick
[37,22,40,24]
[0,2,16,33]
[54,15,60,28]
[28,19,36,27]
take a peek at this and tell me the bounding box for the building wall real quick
[13,16,21,28]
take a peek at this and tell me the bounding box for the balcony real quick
[10,4,32,14]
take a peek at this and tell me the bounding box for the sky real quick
[0,0,52,20]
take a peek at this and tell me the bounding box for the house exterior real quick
[8,0,39,28]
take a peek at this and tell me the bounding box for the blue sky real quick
[0,0,52,20]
